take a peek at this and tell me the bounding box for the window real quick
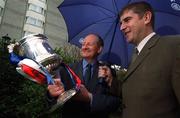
[26,16,44,27]
[0,7,2,16]
[39,0,46,3]
[29,4,44,15]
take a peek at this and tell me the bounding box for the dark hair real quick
[96,35,104,47]
[119,1,154,29]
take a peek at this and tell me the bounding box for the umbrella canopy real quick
[58,0,180,68]
[58,0,132,68]
[129,0,180,35]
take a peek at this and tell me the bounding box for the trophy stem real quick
[49,88,77,113]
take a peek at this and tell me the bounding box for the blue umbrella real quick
[58,0,133,68]
[128,0,180,35]
[58,0,180,68]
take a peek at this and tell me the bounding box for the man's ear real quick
[98,46,103,54]
[144,11,152,25]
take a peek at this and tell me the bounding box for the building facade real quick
[0,0,68,48]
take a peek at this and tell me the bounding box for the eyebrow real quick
[120,16,132,24]
[81,41,96,45]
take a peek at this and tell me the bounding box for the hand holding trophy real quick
[7,34,81,112]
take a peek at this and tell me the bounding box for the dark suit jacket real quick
[56,60,120,118]
[121,34,180,118]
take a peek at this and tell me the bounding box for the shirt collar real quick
[136,32,156,54]
[82,59,96,69]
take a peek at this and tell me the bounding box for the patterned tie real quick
[84,64,92,85]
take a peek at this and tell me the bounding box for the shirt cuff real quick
[88,92,93,106]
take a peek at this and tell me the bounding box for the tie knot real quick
[135,48,139,55]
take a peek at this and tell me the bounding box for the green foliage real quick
[0,37,79,118]
[54,44,81,63]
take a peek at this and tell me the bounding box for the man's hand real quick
[7,42,19,53]
[47,79,64,97]
[98,65,113,86]
[73,84,92,103]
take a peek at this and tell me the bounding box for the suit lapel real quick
[78,62,84,83]
[72,61,84,84]
[123,34,160,82]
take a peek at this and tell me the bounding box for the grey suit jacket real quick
[121,35,180,118]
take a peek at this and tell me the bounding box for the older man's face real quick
[80,34,102,60]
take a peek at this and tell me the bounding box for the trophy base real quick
[49,88,77,113]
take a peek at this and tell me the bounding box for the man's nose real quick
[81,44,88,49]
[120,23,126,31]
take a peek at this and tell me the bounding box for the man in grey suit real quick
[118,1,180,118]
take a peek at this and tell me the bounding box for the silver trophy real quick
[9,34,77,112]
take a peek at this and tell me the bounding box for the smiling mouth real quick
[124,31,130,37]
[124,32,128,37]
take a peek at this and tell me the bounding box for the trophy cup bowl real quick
[16,34,77,112]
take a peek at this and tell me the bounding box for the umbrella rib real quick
[155,10,180,17]
[60,2,116,15]
[112,0,119,14]
[60,1,122,41]
[126,1,180,17]
[98,7,116,18]
[72,16,117,40]
[105,19,118,60]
